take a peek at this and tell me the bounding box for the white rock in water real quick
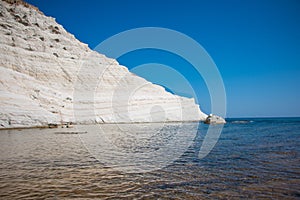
[204,114,226,124]
[0,0,207,128]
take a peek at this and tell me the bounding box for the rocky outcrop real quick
[204,114,226,124]
[0,0,207,128]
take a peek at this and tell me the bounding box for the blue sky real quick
[26,0,300,117]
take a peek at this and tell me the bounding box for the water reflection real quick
[0,121,299,199]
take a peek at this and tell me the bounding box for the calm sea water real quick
[0,118,299,199]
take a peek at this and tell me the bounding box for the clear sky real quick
[25,0,300,118]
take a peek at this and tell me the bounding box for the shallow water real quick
[0,119,299,199]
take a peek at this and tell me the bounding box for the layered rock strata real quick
[0,0,207,128]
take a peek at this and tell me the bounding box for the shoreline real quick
[0,120,204,131]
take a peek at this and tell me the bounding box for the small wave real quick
[54,131,87,134]
[230,120,253,124]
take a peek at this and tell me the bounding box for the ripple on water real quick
[0,121,299,199]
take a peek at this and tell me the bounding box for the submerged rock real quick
[204,114,226,124]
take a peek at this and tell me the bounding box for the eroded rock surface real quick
[204,114,226,124]
[0,0,207,128]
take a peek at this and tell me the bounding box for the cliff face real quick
[0,0,207,128]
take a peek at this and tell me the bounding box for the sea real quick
[0,118,299,199]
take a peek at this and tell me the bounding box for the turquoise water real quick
[0,118,299,199]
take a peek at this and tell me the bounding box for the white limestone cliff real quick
[0,0,207,129]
